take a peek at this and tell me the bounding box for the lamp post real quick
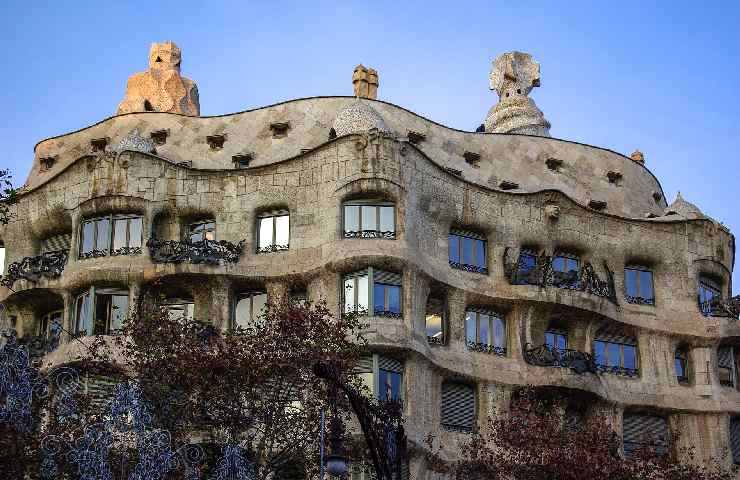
[314,362,407,480]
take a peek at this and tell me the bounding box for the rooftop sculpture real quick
[117,41,200,116]
[484,51,551,137]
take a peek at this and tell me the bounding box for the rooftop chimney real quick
[352,64,379,100]
[630,149,645,164]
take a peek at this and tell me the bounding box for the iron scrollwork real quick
[701,296,740,319]
[111,246,143,256]
[147,238,245,265]
[449,261,488,274]
[1,251,68,289]
[466,341,506,356]
[79,249,109,260]
[256,244,290,254]
[374,309,403,319]
[503,247,617,303]
[625,295,656,306]
[595,364,639,377]
[344,230,396,240]
[523,343,597,374]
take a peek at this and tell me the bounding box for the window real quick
[675,348,689,384]
[343,200,395,239]
[441,382,476,433]
[234,291,267,328]
[74,287,129,336]
[465,309,506,355]
[718,347,735,387]
[511,248,538,284]
[354,354,403,401]
[622,413,669,458]
[79,215,142,258]
[594,329,639,376]
[449,229,487,274]
[551,252,580,288]
[39,310,62,339]
[624,266,655,305]
[698,277,722,316]
[161,298,195,322]
[730,418,740,465]
[0,241,5,276]
[425,296,445,345]
[188,220,216,242]
[257,210,290,253]
[545,329,568,350]
[343,269,402,318]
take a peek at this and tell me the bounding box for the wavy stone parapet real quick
[30,97,668,219]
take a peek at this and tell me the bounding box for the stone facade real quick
[2,51,739,476]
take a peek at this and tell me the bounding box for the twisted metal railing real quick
[466,341,506,356]
[523,343,597,374]
[147,238,245,265]
[0,251,68,289]
[449,261,488,274]
[256,244,289,254]
[595,364,639,377]
[344,230,396,239]
[700,296,740,319]
[503,248,617,304]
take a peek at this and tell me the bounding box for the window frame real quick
[718,346,736,388]
[448,229,488,274]
[545,329,568,350]
[624,265,656,306]
[342,200,396,239]
[593,338,639,377]
[256,210,290,253]
[187,219,216,243]
[79,214,143,259]
[73,286,129,336]
[39,309,63,339]
[440,381,477,433]
[674,348,689,384]
[465,309,506,356]
[343,268,402,318]
[698,277,722,316]
[233,290,268,329]
[354,354,404,402]
[425,296,446,346]
[160,297,196,322]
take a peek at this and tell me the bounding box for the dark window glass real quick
[594,339,638,374]
[545,331,567,349]
[699,279,722,316]
[449,232,486,272]
[448,234,460,263]
[378,369,402,401]
[625,266,655,304]
[373,283,401,315]
[675,350,688,382]
[81,222,95,254]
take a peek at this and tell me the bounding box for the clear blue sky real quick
[1,1,738,292]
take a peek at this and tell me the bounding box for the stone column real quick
[447,287,467,345]
[210,277,232,331]
[693,347,714,397]
[404,268,429,337]
[62,290,74,344]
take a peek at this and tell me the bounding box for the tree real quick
[0,168,17,225]
[426,387,735,480]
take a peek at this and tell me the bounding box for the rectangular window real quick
[465,309,506,355]
[354,354,403,402]
[441,382,476,433]
[675,350,688,383]
[449,230,487,274]
[625,266,655,305]
[545,330,568,350]
[75,291,92,335]
[189,220,216,243]
[699,278,722,316]
[39,310,62,339]
[0,244,5,276]
[343,201,395,239]
[257,211,290,253]
[730,418,740,464]
[511,248,538,284]
[74,288,128,336]
[425,296,445,345]
[551,252,580,288]
[80,215,142,258]
[162,298,195,322]
[594,333,639,376]
[718,347,735,387]
[343,269,402,318]
[234,291,268,328]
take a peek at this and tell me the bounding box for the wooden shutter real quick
[378,356,403,373]
[41,233,72,253]
[373,270,402,286]
[719,347,734,369]
[441,382,476,433]
[730,418,740,464]
[623,413,669,457]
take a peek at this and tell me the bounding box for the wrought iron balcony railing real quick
[503,248,617,304]
[449,261,488,274]
[147,238,245,265]
[595,363,639,377]
[373,309,403,319]
[523,343,597,374]
[625,295,656,306]
[256,244,289,254]
[699,296,740,319]
[0,251,68,289]
[427,335,445,346]
[344,229,396,239]
[466,341,506,356]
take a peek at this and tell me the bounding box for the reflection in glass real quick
[379,369,402,401]
[465,312,476,344]
[361,206,377,232]
[379,206,394,232]
[113,218,128,251]
[96,218,110,251]
[448,235,460,264]
[344,205,359,232]
[81,222,95,254]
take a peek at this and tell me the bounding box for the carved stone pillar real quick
[446,287,467,344]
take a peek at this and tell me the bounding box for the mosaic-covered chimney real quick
[352,64,379,100]
[117,41,200,116]
[484,51,550,137]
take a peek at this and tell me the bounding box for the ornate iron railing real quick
[21,322,62,358]
[147,238,245,265]
[256,243,289,254]
[466,341,506,356]
[700,296,740,319]
[427,335,445,346]
[374,309,403,319]
[0,251,68,289]
[344,230,396,239]
[503,248,617,303]
[111,245,143,256]
[449,261,488,274]
[625,295,656,306]
[595,363,639,377]
[78,249,108,260]
[523,343,597,374]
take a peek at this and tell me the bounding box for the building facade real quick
[1,44,739,476]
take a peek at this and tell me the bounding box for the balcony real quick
[343,229,396,239]
[699,296,740,319]
[466,341,506,356]
[147,238,245,265]
[595,364,639,378]
[0,251,68,289]
[503,248,617,304]
[523,344,597,374]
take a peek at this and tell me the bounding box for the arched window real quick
[343,200,395,239]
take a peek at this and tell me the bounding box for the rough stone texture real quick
[485,51,551,137]
[117,41,200,116]
[332,99,390,137]
[352,64,379,99]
